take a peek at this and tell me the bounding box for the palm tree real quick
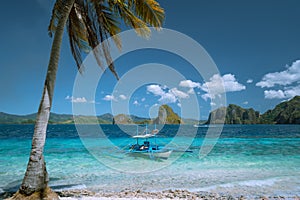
[10,0,164,199]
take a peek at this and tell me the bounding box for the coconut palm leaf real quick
[128,0,164,28]
[48,0,165,78]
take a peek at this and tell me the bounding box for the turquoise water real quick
[0,124,299,197]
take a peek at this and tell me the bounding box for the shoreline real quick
[1,189,300,199]
[58,189,299,200]
[34,189,300,200]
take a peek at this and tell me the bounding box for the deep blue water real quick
[0,124,299,197]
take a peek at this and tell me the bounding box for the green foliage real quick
[207,96,300,124]
[208,104,260,124]
[49,0,165,77]
[260,96,300,124]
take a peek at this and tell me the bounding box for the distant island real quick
[207,95,300,124]
[0,96,299,125]
[0,104,200,125]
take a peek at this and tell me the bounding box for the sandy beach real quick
[56,189,300,200]
[1,189,299,200]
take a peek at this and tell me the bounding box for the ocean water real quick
[0,124,299,197]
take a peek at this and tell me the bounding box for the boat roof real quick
[132,134,155,138]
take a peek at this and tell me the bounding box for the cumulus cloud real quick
[179,80,201,94]
[119,94,127,100]
[133,100,139,105]
[179,80,201,88]
[170,88,189,99]
[210,102,216,106]
[141,97,146,102]
[201,93,212,101]
[264,90,285,99]
[256,60,300,88]
[147,84,189,104]
[200,74,245,100]
[221,74,246,92]
[256,60,300,99]
[247,79,253,84]
[264,85,300,99]
[102,95,117,101]
[187,88,195,94]
[159,92,177,104]
[243,101,249,105]
[147,85,165,96]
[65,96,87,103]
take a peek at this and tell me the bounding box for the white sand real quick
[60,197,169,200]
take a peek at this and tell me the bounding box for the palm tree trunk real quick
[12,0,75,198]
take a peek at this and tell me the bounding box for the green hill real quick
[207,96,300,124]
[0,112,113,124]
[260,96,300,124]
[1,96,299,125]
[153,105,182,124]
[207,104,260,124]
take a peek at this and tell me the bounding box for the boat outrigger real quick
[128,125,172,160]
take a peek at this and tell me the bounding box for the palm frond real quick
[90,0,122,49]
[49,0,165,80]
[110,0,151,37]
[48,0,65,37]
[67,3,91,72]
[129,0,165,29]
[82,1,119,79]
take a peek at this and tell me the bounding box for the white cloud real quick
[256,60,300,99]
[179,80,201,88]
[243,101,249,105]
[200,74,245,100]
[283,85,300,98]
[256,60,300,88]
[119,94,127,100]
[102,95,117,101]
[187,88,195,94]
[247,79,253,84]
[65,96,87,103]
[264,90,286,99]
[147,84,189,104]
[141,97,146,102]
[201,93,213,101]
[210,102,216,106]
[159,92,177,104]
[264,85,300,99]
[170,88,189,99]
[222,74,246,92]
[147,85,165,96]
[177,103,181,107]
[133,100,139,105]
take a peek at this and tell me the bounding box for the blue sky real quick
[0,0,300,120]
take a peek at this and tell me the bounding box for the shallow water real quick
[0,124,299,197]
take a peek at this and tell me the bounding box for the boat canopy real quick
[132,134,155,139]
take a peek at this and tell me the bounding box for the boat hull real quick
[129,149,172,160]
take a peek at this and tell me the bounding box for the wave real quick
[51,184,87,192]
[198,177,279,191]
